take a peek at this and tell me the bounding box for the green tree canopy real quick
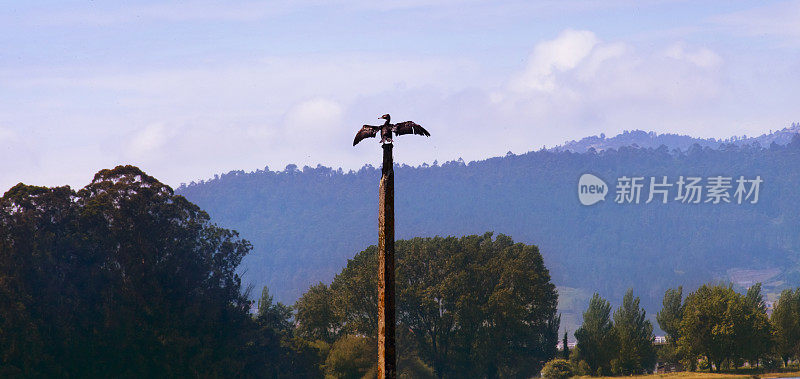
[253,286,322,378]
[0,166,263,376]
[294,282,338,343]
[657,287,684,346]
[656,287,684,365]
[323,335,376,379]
[771,288,800,366]
[680,284,738,371]
[678,283,770,372]
[256,286,293,333]
[612,289,656,375]
[741,283,772,367]
[541,358,573,379]
[295,233,559,378]
[574,293,617,376]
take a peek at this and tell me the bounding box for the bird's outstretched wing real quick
[353,125,379,146]
[393,121,430,137]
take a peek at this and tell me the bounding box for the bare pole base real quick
[378,143,396,379]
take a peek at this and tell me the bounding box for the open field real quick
[580,371,800,379]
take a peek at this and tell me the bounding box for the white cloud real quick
[470,30,732,152]
[281,99,346,149]
[663,43,721,68]
[576,42,627,79]
[512,29,599,92]
[503,30,723,110]
[128,123,170,159]
[284,99,343,131]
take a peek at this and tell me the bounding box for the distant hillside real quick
[553,123,800,153]
[177,129,800,335]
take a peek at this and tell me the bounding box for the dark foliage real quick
[295,233,559,378]
[772,288,800,366]
[0,166,294,377]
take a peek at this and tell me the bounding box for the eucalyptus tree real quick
[0,166,261,377]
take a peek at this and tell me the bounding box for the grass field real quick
[578,371,800,379]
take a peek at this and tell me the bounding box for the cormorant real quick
[353,114,430,146]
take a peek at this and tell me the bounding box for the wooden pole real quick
[378,142,396,379]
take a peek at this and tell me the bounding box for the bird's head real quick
[379,114,390,122]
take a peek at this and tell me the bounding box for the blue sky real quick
[1,1,799,191]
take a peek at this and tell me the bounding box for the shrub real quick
[698,357,710,371]
[762,354,781,371]
[398,356,435,379]
[573,360,590,376]
[323,335,376,378]
[541,359,573,379]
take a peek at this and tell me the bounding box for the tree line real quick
[550,282,800,378]
[5,165,799,377]
[659,283,793,372]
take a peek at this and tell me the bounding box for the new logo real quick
[578,174,608,206]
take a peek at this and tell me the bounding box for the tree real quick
[679,283,757,372]
[742,283,772,367]
[771,288,800,366]
[257,286,293,333]
[657,287,683,345]
[574,293,617,376]
[296,233,560,378]
[656,287,684,365]
[254,286,322,378]
[444,234,559,377]
[294,282,339,343]
[330,245,379,339]
[0,166,260,376]
[612,289,656,375]
[562,330,570,360]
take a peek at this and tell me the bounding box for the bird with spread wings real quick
[353,114,430,146]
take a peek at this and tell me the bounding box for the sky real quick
[1,0,799,192]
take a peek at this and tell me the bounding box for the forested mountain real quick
[554,123,800,153]
[177,129,800,334]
